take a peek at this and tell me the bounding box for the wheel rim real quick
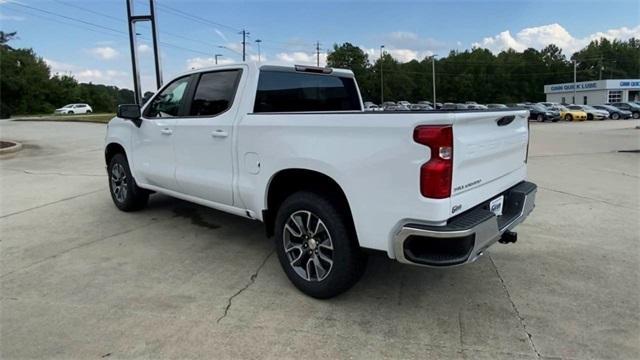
[110,163,128,203]
[537,115,543,121]
[283,210,334,282]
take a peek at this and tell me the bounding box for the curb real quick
[0,140,23,155]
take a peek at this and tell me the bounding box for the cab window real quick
[189,70,242,116]
[144,76,190,118]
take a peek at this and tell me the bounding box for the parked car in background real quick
[442,103,468,110]
[409,104,433,111]
[558,105,587,121]
[364,102,382,112]
[593,105,632,120]
[487,103,508,109]
[608,102,640,119]
[567,105,608,120]
[55,103,93,114]
[524,103,559,122]
[467,104,488,109]
[397,100,412,108]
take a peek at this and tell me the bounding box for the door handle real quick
[211,130,229,138]
[160,128,173,135]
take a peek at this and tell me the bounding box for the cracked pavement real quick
[1,120,639,359]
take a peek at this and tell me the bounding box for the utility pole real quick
[126,0,162,104]
[255,39,262,62]
[316,41,321,67]
[214,54,222,65]
[380,45,385,104]
[431,55,438,107]
[573,59,577,104]
[239,29,249,62]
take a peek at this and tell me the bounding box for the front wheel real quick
[274,191,367,298]
[565,114,573,121]
[633,112,640,119]
[108,153,149,211]
[611,113,620,120]
[536,114,544,122]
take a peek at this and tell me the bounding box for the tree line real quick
[0,31,134,117]
[1,29,639,117]
[327,38,640,104]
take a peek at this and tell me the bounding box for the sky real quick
[1,0,638,91]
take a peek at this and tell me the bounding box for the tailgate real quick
[450,110,529,212]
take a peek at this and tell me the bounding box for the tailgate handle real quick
[496,115,515,126]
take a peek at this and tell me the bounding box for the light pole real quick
[380,45,385,104]
[214,54,222,65]
[431,54,438,107]
[572,59,577,104]
[254,39,262,62]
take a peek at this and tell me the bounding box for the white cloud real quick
[363,47,432,63]
[138,44,151,53]
[275,51,326,66]
[473,23,640,55]
[90,46,120,60]
[214,29,228,42]
[44,58,131,88]
[185,57,235,69]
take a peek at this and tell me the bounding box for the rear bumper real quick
[393,181,537,267]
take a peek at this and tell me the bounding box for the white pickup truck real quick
[105,63,537,298]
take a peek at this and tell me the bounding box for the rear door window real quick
[188,70,242,117]
[254,70,361,112]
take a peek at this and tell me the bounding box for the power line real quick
[153,0,241,32]
[1,2,212,57]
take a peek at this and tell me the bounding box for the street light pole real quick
[573,59,577,104]
[432,54,438,107]
[255,39,262,62]
[214,54,222,65]
[380,45,385,104]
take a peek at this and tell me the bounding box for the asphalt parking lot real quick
[1,119,639,359]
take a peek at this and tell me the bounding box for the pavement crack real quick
[489,255,542,359]
[216,250,274,324]
[21,169,103,177]
[0,189,104,219]
[0,221,159,279]
[539,186,636,210]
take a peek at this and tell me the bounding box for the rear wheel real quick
[108,153,149,211]
[565,114,573,121]
[274,191,367,298]
[86,110,92,114]
[611,113,620,120]
[536,114,544,122]
[633,112,640,119]
[587,114,593,120]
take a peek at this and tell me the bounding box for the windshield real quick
[63,104,74,108]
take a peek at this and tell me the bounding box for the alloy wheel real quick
[283,210,334,282]
[110,163,128,203]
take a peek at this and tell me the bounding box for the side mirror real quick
[117,104,142,127]
[118,104,141,119]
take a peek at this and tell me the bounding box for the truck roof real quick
[179,62,355,78]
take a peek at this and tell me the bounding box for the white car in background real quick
[55,103,93,114]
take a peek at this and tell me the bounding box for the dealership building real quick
[544,79,640,105]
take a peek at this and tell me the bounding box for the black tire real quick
[611,112,620,120]
[274,191,367,299]
[633,112,640,119]
[587,114,593,120]
[87,110,92,114]
[565,114,573,121]
[536,114,544,122]
[67,111,74,115]
[108,153,149,211]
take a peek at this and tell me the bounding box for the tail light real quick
[413,125,453,198]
